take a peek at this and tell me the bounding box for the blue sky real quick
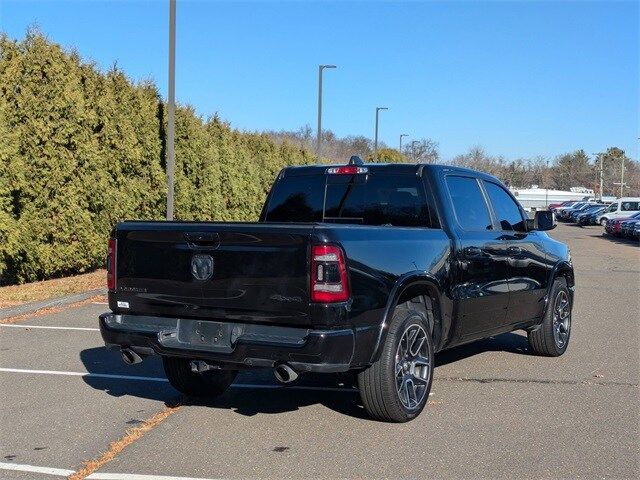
[1,1,638,161]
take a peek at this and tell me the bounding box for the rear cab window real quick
[263,168,437,228]
[261,175,325,222]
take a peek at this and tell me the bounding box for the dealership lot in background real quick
[0,224,638,479]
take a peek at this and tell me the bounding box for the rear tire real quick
[162,357,237,397]
[357,305,434,422]
[528,278,572,357]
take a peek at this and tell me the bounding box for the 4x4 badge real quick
[191,254,214,281]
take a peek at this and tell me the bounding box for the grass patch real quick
[0,269,106,308]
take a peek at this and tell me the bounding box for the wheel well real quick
[554,267,574,289]
[396,283,442,350]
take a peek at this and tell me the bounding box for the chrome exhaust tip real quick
[121,348,143,365]
[273,363,298,384]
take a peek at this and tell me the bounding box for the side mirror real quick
[527,210,556,231]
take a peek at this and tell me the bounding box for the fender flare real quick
[548,260,574,291]
[368,271,445,364]
[538,260,575,324]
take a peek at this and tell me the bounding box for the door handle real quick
[507,246,523,255]
[462,246,486,258]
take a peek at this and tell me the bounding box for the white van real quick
[597,197,640,225]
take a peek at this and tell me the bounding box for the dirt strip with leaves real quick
[0,295,107,325]
[68,401,182,480]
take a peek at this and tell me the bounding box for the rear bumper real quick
[99,313,355,373]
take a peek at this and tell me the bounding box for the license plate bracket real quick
[171,319,233,353]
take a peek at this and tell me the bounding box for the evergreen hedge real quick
[0,32,315,284]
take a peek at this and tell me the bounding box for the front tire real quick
[162,357,237,397]
[358,305,434,422]
[600,218,607,226]
[528,278,572,356]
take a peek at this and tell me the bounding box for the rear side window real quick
[483,181,525,231]
[621,201,639,211]
[324,174,430,227]
[446,176,492,230]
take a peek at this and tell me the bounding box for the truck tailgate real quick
[113,222,314,326]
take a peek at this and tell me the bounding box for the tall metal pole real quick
[374,111,378,160]
[316,65,336,164]
[316,66,323,165]
[545,159,549,207]
[373,107,388,161]
[399,134,408,153]
[599,154,604,200]
[166,0,176,220]
[592,152,604,201]
[619,155,625,197]
[411,140,419,161]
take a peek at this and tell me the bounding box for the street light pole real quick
[316,64,336,164]
[592,152,604,201]
[545,159,549,208]
[619,155,625,197]
[399,134,408,154]
[166,0,176,220]
[599,154,604,200]
[410,140,419,161]
[373,107,388,161]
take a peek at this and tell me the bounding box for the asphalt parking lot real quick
[0,224,638,480]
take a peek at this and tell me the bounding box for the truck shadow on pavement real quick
[79,331,530,420]
[435,331,530,367]
[190,374,371,420]
[79,346,181,405]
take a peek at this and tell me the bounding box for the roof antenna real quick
[349,155,364,166]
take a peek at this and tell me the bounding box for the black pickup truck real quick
[100,159,574,422]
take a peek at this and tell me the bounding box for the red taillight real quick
[107,238,117,290]
[326,166,368,175]
[311,245,349,303]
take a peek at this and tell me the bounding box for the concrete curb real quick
[0,288,107,320]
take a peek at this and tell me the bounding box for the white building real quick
[509,186,598,211]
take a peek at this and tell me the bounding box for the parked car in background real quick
[555,202,585,220]
[585,208,606,226]
[633,222,640,239]
[577,206,606,226]
[559,202,598,221]
[597,197,640,226]
[570,204,604,223]
[554,201,583,218]
[549,200,575,211]
[606,212,640,236]
[620,217,640,239]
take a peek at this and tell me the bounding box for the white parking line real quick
[0,324,99,331]
[0,461,74,476]
[0,462,219,479]
[0,367,169,382]
[87,473,220,480]
[92,301,109,305]
[0,367,360,392]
